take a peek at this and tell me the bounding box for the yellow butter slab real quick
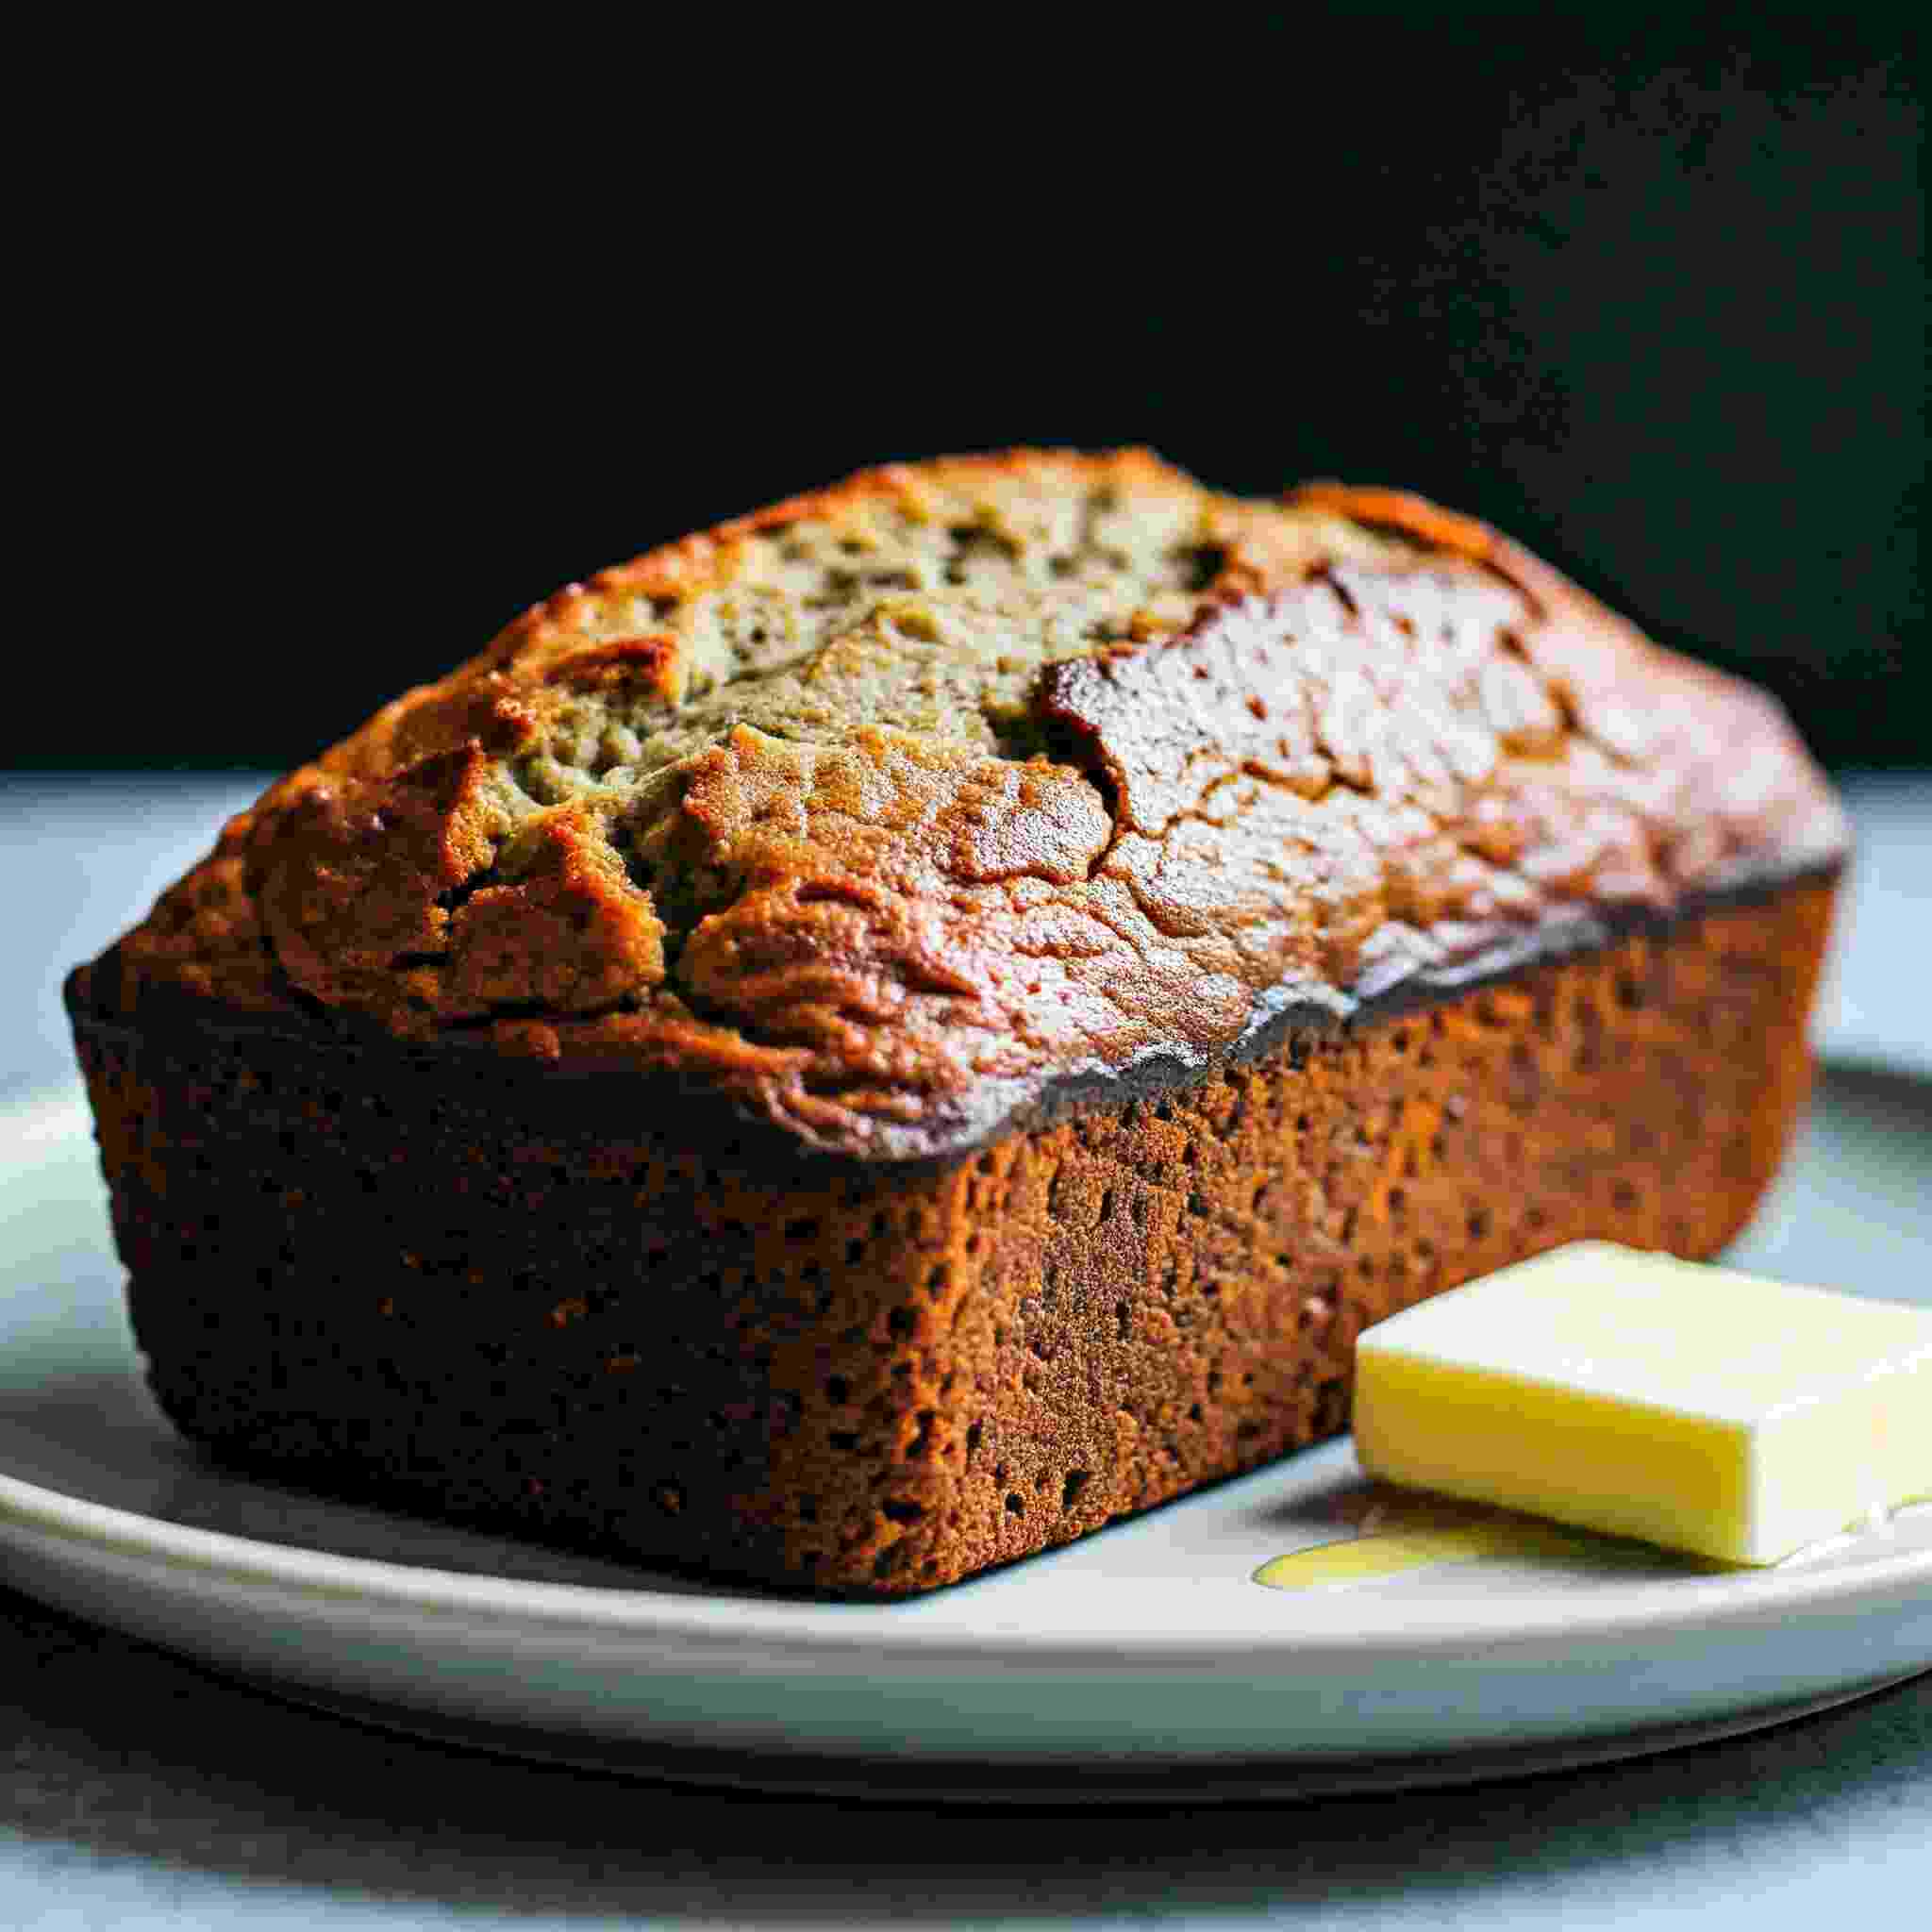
[1353,1242,1932,1565]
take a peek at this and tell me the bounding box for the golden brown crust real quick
[90,451,1847,1158]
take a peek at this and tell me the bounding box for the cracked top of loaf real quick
[81,449,1848,1158]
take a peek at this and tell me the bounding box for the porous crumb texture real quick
[75,884,1833,1596]
[94,449,1845,1159]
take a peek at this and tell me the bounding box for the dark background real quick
[33,11,1923,772]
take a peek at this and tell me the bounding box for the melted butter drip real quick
[1253,1489,1736,1591]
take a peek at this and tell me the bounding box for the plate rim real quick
[225,1666,1932,1805]
[7,1075,1932,1679]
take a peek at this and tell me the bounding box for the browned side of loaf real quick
[75,880,1832,1596]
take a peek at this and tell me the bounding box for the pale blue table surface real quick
[2,771,1928,1931]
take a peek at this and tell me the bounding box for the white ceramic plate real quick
[4,1065,1930,1802]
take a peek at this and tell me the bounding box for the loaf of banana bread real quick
[68,450,1847,1594]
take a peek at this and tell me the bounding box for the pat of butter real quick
[1354,1242,1932,1565]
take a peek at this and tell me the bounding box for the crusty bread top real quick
[91,449,1846,1158]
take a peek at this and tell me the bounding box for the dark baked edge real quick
[67,853,1845,1176]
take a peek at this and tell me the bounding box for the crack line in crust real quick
[94,454,1849,1158]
